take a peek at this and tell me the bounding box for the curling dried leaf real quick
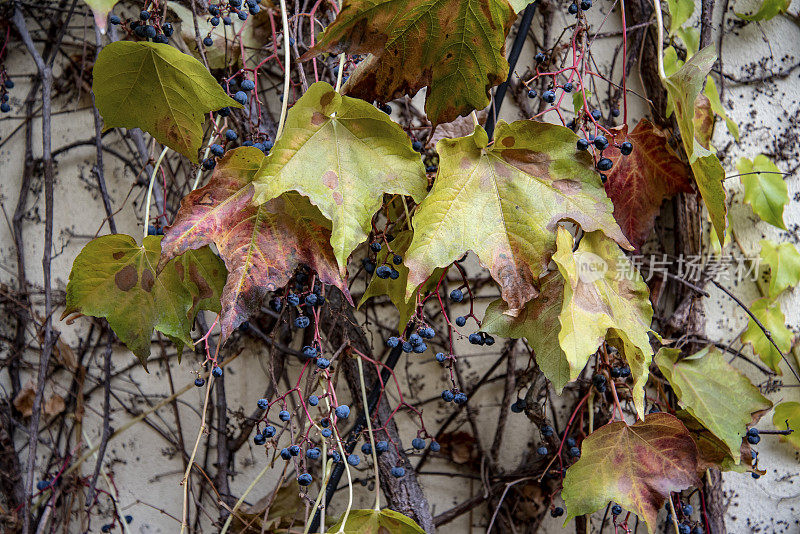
[161,147,350,339]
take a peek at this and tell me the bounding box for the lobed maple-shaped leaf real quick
[404,121,630,314]
[773,402,800,450]
[760,239,800,298]
[562,413,700,533]
[359,231,443,332]
[301,0,516,126]
[737,154,789,229]
[603,119,693,249]
[655,346,771,463]
[161,147,351,339]
[553,228,653,418]
[740,297,793,373]
[252,82,427,273]
[482,272,571,391]
[676,410,758,475]
[64,234,226,368]
[329,508,425,534]
[93,41,240,162]
[664,45,727,243]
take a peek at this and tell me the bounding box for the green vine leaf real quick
[655,346,772,463]
[161,148,351,339]
[666,0,694,34]
[252,82,427,273]
[736,0,791,21]
[737,154,789,229]
[552,228,654,418]
[704,77,740,141]
[773,402,800,450]
[603,120,693,249]
[664,45,727,244]
[301,0,517,125]
[562,413,700,533]
[740,297,793,373]
[482,272,571,391]
[328,508,425,533]
[676,410,758,475]
[404,121,630,314]
[63,234,226,369]
[759,239,800,298]
[359,231,443,332]
[507,0,536,11]
[92,41,240,162]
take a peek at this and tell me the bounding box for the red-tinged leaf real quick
[676,410,759,475]
[301,0,517,126]
[161,148,350,339]
[604,119,693,249]
[562,413,700,533]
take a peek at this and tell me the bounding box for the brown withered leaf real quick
[14,380,36,417]
[44,395,65,418]
[562,413,700,533]
[604,119,693,250]
[161,148,351,339]
[426,110,487,149]
[301,0,517,125]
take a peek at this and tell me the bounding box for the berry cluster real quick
[362,238,402,279]
[203,0,263,46]
[1,75,13,114]
[109,5,175,44]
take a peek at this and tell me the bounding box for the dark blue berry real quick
[541,425,554,437]
[287,293,300,306]
[679,525,690,534]
[212,366,223,378]
[210,144,225,156]
[401,341,413,353]
[392,254,403,265]
[412,140,423,152]
[194,377,205,387]
[593,135,609,150]
[412,342,427,353]
[391,466,405,478]
[307,447,321,459]
[140,10,150,20]
[240,79,255,91]
[257,398,269,410]
[203,36,214,46]
[527,89,538,98]
[747,434,760,445]
[580,0,592,9]
[450,288,464,302]
[611,108,621,117]
[361,442,372,454]
[453,392,468,405]
[386,337,400,348]
[409,333,422,346]
[534,52,546,63]
[455,316,467,327]
[335,405,350,419]
[620,141,633,155]
[347,454,360,466]
[551,506,564,517]
[569,446,581,458]
[577,138,590,150]
[295,316,310,328]
[568,3,578,14]
[682,504,693,516]
[376,265,391,279]
[308,395,319,407]
[483,334,495,346]
[563,82,574,92]
[36,480,50,491]
[223,16,232,25]
[289,445,300,456]
[225,129,238,141]
[412,437,425,449]
[565,437,576,447]
[591,109,602,120]
[217,107,231,117]
[321,427,332,438]
[537,446,548,455]
[468,333,483,345]
[162,23,174,36]
[542,90,556,103]
[389,268,400,280]
[315,358,330,369]
[375,441,389,453]
[611,504,622,515]
[297,473,313,486]
[597,158,613,171]
[279,410,291,421]
[280,448,291,460]
[263,425,276,437]
[109,15,121,24]
[429,441,441,452]
[370,241,382,252]
[233,91,248,105]
[253,433,266,445]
